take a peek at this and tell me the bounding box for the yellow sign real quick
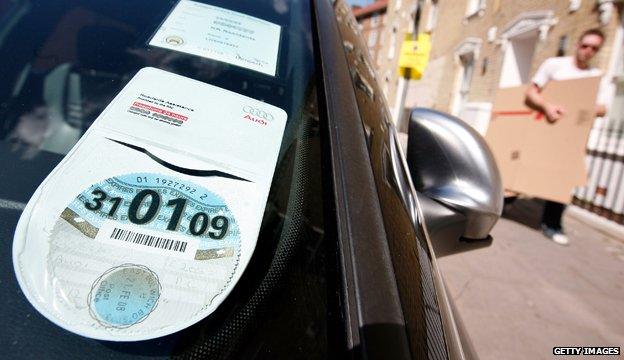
[398,33,431,80]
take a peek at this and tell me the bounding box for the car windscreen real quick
[0,0,331,358]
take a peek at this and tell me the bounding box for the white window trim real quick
[454,37,482,61]
[598,0,618,26]
[569,0,582,12]
[487,26,498,43]
[465,0,486,19]
[425,0,439,32]
[451,38,482,116]
[497,10,557,47]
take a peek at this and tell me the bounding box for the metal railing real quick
[573,79,624,225]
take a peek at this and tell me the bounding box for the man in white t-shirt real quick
[525,28,608,245]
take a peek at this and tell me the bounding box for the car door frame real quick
[312,0,474,359]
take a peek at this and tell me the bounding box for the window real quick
[368,30,378,47]
[458,53,475,106]
[452,38,481,115]
[557,35,568,56]
[388,25,398,59]
[481,57,489,75]
[370,12,379,26]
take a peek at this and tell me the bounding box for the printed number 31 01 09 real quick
[84,189,229,239]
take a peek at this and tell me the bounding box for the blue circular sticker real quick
[89,264,161,328]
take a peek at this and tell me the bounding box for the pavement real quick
[438,198,624,360]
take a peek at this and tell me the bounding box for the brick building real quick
[404,0,624,227]
[406,0,621,131]
[353,1,389,70]
[353,0,419,116]
[352,0,624,227]
[374,0,418,116]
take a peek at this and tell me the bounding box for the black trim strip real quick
[313,0,412,358]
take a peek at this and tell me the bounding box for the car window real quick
[0,0,332,358]
[331,1,448,359]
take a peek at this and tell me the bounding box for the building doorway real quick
[499,31,538,88]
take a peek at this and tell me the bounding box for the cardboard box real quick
[485,77,600,204]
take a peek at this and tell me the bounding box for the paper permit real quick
[149,0,281,76]
[12,67,287,341]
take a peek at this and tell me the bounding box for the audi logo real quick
[243,105,274,121]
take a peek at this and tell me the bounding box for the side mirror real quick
[407,108,503,256]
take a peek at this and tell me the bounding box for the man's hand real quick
[525,84,567,123]
[595,104,606,117]
[544,103,565,123]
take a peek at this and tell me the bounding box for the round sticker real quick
[41,172,241,338]
[89,264,161,328]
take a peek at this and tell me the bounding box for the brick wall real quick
[409,0,622,113]
[358,10,387,69]
[374,0,418,109]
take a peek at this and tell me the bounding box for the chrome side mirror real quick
[406,108,503,252]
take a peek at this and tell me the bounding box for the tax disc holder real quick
[12,68,287,341]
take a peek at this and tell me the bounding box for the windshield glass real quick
[0,0,330,358]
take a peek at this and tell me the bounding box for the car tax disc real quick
[12,67,287,341]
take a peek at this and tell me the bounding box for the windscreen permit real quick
[12,68,287,341]
[149,0,281,76]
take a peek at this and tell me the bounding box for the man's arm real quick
[524,83,565,123]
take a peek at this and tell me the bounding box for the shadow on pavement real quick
[502,197,545,230]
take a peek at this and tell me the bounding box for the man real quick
[525,28,608,245]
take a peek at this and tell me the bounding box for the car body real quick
[0,0,502,358]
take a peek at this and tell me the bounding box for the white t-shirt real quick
[532,56,609,105]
